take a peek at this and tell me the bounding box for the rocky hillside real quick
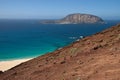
[0,24,120,80]
[41,13,104,24]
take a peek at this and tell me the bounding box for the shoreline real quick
[0,58,32,72]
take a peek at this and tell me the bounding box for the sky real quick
[0,0,120,20]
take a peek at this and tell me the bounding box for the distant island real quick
[40,13,105,24]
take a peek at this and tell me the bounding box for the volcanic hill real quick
[0,24,120,80]
[40,13,104,24]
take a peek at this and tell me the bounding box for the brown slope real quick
[0,24,120,80]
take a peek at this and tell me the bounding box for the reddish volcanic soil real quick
[0,24,120,80]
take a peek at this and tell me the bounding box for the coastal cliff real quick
[41,13,104,24]
[0,24,120,80]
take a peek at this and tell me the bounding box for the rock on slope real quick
[41,13,104,24]
[0,24,120,80]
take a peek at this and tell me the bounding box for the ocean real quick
[0,20,119,61]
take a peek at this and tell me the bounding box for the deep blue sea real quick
[0,20,119,61]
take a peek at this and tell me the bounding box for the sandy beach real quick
[0,58,32,72]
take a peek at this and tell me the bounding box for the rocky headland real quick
[40,13,104,24]
[0,24,120,80]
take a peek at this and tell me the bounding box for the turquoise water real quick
[0,20,119,61]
